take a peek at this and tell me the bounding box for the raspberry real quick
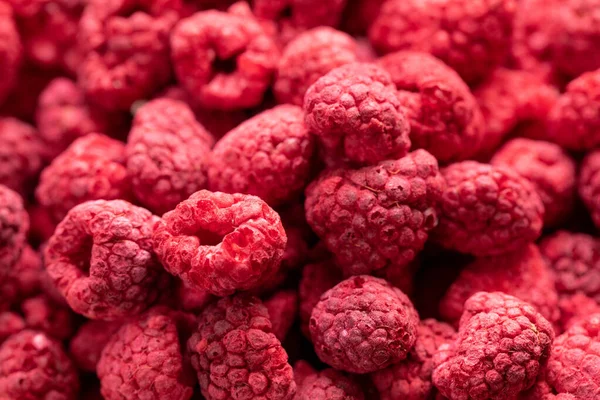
[434,161,544,256]
[207,105,313,206]
[36,133,131,223]
[433,292,554,400]
[293,360,316,386]
[274,27,360,106]
[579,150,600,228]
[305,150,445,276]
[0,3,22,106]
[98,307,197,400]
[171,3,279,110]
[304,63,411,166]
[0,330,79,400]
[0,184,28,276]
[187,295,296,400]
[0,312,25,343]
[519,375,577,400]
[547,313,600,399]
[45,199,168,320]
[0,246,41,309]
[21,295,77,341]
[296,369,365,400]
[440,244,559,326]
[377,51,485,163]
[176,280,214,313]
[153,190,287,296]
[371,319,457,400]
[309,275,419,373]
[264,290,298,342]
[557,293,600,332]
[70,320,122,372]
[369,0,516,84]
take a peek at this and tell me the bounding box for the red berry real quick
[70,320,122,372]
[0,184,28,277]
[296,369,365,400]
[264,289,298,342]
[0,2,22,105]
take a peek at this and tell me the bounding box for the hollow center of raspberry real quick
[278,5,293,19]
[196,229,225,246]
[74,236,94,275]
[212,56,239,75]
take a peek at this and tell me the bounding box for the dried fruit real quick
[264,289,298,342]
[70,320,122,372]
[0,184,28,276]
[296,369,365,400]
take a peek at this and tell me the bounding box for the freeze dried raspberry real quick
[70,320,122,372]
[304,63,410,166]
[373,258,418,298]
[519,374,577,400]
[176,280,214,313]
[557,293,600,332]
[187,295,296,400]
[296,369,364,400]
[0,312,25,343]
[377,51,485,163]
[126,98,213,215]
[433,292,554,400]
[547,313,600,399]
[539,231,600,303]
[579,150,600,228]
[153,190,287,296]
[207,105,313,206]
[45,199,167,320]
[36,133,131,223]
[98,307,196,400]
[434,161,544,256]
[369,0,516,84]
[371,319,457,400]
[18,295,76,341]
[264,290,297,342]
[0,117,44,195]
[305,150,445,276]
[0,330,79,399]
[171,3,279,110]
[309,276,419,373]
[0,3,21,106]
[274,27,360,106]
[0,185,28,276]
[440,244,559,326]
[293,361,316,386]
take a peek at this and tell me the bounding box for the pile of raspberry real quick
[3,0,600,399]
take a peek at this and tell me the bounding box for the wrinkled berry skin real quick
[547,314,600,399]
[377,51,484,163]
[153,190,287,296]
[304,63,410,166]
[433,292,554,400]
[187,295,296,400]
[274,27,360,106]
[127,98,214,215]
[45,199,167,320]
[0,3,22,105]
[369,0,516,84]
[0,185,28,276]
[0,330,79,400]
[371,319,457,400]
[434,161,544,256]
[70,320,122,372]
[296,369,365,400]
[579,149,600,229]
[171,3,279,110]
[309,276,419,374]
[264,290,298,342]
[558,293,600,332]
[305,150,445,276]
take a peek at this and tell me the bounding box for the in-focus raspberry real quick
[434,161,544,256]
[0,184,28,276]
[579,150,600,229]
[0,2,22,106]
[309,275,419,373]
[264,289,298,342]
[296,368,365,400]
[70,320,122,372]
[153,190,287,296]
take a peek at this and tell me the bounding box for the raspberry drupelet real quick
[579,149,600,229]
[152,190,287,296]
[264,289,298,342]
[295,369,365,400]
[0,2,22,106]
[45,199,168,320]
[69,320,122,372]
[0,184,28,276]
[187,295,296,400]
[304,63,411,166]
[309,275,419,374]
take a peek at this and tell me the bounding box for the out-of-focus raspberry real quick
[377,51,485,163]
[371,319,456,400]
[171,3,279,110]
[304,63,410,166]
[20,295,76,341]
[547,313,600,399]
[0,3,22,106]
[36,133,131,223]
[293,360,316,386]
[0,63,56,122]
[176,280,214,313]
[98,307,196,400]
[274,27,360,106]
[0,312,25,343]
[0,330,79,399]
[433,292,554,400]
[0,246,41,309]
[187,295,296,400]
[26,205,56,245]
[440,244,559,326]
[45,199,167,320]
[579,150,600,229]
[70,320,122,372]
[491,138,575,227]
[369,0,516,84]
[264,290,298,342]
[557,293,600,332]
[0,185,28,276]
[434,161,544,256]
[207,105,313,206]
[296,369,365,400]
[341,0,385,35]
[373,257,419,298]
[305,150,445,276]
[310,276,419,373]
[153,190,287,296]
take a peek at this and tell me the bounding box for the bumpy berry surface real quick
[45,199,167,320]
[305,150,445,276]
[0,330,79,400]
[296,368,364,400]
[434,161,544,256]
[0,3,22,105]
[153,190,287,296]
[264,290,298,342]
[377,51,484,163]
[557,293,600,333]
[304,63,410,166]
[433,292,554,400]
[70,320,122,372]
[309,275,419,373]
[187,295,296,400]
[0,185,28,276]
[519,375,577,400]
[579,149,600,228]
